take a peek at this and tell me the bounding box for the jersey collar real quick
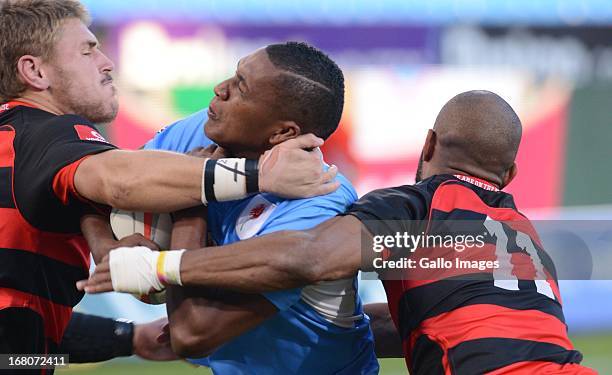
[0,100,40,114]
[453,174,500,191]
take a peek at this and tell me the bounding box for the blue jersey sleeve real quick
[260,174,357,311]
[144,108,213,152]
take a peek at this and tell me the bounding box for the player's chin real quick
[204,120,225,142]
[91,104,118,125]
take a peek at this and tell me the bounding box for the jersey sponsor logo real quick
[235,195,276,240]
[155,126,168,135]
[74,125,109,143]
[454,174,499,191]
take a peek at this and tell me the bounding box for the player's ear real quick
[16,55,50,91]
[422,129,436,162]
[501,162,517,188]
[269,120,301,146]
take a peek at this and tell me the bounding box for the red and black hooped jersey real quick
[347,174,595,374]
[0,102,116,358]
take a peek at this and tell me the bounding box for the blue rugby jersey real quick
[145,110,379,374]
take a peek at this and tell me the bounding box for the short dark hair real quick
[265,42,344,140]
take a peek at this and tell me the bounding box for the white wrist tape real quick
[201,158,259,204]
[109,246,185,294]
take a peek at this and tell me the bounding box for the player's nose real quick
[98,50,115,73]
[214,80,229,101]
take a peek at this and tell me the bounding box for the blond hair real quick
[0,0,90,102]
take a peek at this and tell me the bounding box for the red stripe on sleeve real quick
[52,156,91,205]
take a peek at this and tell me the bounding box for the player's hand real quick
[77,246,179,295]
[133,317,179,361]
[116,233,161,250]
[77,254,114,293]
[89,231,160,264]
[259,134,340,198]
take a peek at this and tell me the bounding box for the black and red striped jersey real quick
[0,101,116,360]
[347,174,595,374]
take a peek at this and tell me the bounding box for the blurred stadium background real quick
[61,1,612,373]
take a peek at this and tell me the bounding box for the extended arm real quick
[74,150,205,212]
[179,215,369,291]
[165,210,277,358]
[74,135,338,212]
[79,215,373,294]
[364,303,404,358]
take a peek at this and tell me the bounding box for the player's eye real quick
[236,74,247,94]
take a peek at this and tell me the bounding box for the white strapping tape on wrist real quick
[156,249,186,286]
[214,158,247,201]
[201,158,250,204]
[109,247,185,294]
[109,246,164,294]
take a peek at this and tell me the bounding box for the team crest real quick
[249,204,266,219]
[235,195,276,240]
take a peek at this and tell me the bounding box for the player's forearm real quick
[180,230,318,292]
[75,135,339,213]
[179,227,361,292]
[78,217,362,295]
[166,285,212,358]
[169,208,208,250]
[167,285,277,358]
[168,225,279,359]
[365,303,404,358]
[179,217,363,292]
[76,150,205,212]
[81,213,116,263]
[166,210,207,318]
[166,211,209,356]
[60,312,134,362]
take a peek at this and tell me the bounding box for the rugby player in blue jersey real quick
[83,42,378,374]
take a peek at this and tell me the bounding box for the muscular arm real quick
[179,215,372,292]
[74,134,338,213]
[79,215,376,295]
[75,150,204,212]
[166,210,277,358]
[365,303,404,358]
